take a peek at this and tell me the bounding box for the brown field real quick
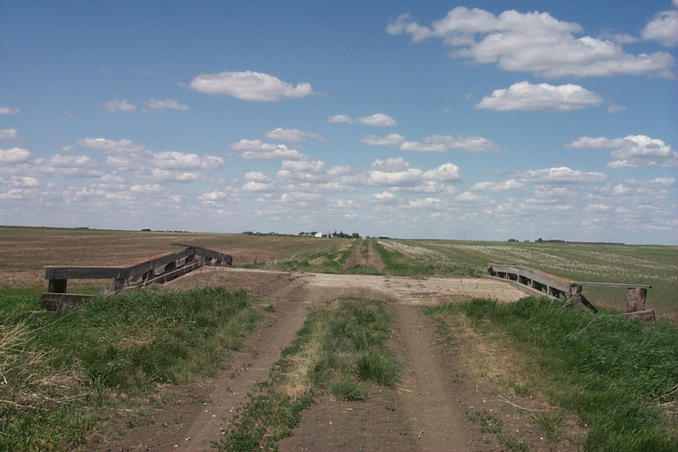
[0,226,339,289]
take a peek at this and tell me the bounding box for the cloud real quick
[78,137,148,155]
[277,160,326,181]
[407,197,441,208]
[362,133,406,146]
[242,181,274,192]
[10,176,39,187]
[475,81,602,111]
[367,160,461,186]
[0,147,31,163]
[102,100,137,113]
[368,168,423,186]
[371,157,410,171]
[144,98,189,112]
[471,179,524,191]
[518,166,607,184]
[244,171,271,182]
[26,154,101,178]
[400,134,498,152]
[374,191,396,200]
[387,7,675,78]
[230,139,307,161]
[142,168,198,183]
[357,113,396,126]
[327,114,354,124]
[567,135,678,168]
[455,191,482,202]
[189,70,314,101]
[198,190,229,203]
[642,10,678,47]
[328,113,396,126]
[0,128,17,139]
[265,128,323,142]
[607,104,627,113]
[423,163,461,182]
[152,151,223,170]
[130,184,163,194]
[0,107,20,115]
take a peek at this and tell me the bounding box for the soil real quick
[89,268,567,451]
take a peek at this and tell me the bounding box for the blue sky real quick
[1,1,677,244]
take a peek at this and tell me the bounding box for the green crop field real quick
[380,239,678,317]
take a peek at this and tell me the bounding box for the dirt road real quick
[105,268,529,451]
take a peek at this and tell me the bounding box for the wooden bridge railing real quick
[41,246,232,310]
[487,263,654,322]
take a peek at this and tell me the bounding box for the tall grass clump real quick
[218,298,400,451]
[0,287,263,451]
[430,297,678,451]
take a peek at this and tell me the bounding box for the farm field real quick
[1,226,675,318]
[1,226,677,450]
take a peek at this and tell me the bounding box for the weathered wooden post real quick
[626,287,647,312]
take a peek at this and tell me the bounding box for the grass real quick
[0,287,264,451]
[427,297,678,451]
[216,298,400,451]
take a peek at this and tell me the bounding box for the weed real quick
[533,411,564,441]
[331,380,367,401]
[469,409,503,434]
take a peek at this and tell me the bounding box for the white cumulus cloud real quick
[357,113,396,126]
[400,134,498,152]
[362,134,406,146]
[567,135,678,168]
[230,139,307,161]
[642,10,678,47]
[102,100,138,113]
[471,179,524,191]
[475,81,602,111]
[78,137,148,154]
[518,166,607,184]
[371,157,410,171]
[144,98,189,112]
[265,128,323,142]
[327,114,354,124]
[423,163,461,182]
[189,70,314,102]
[328,113,396,126]
[152,151,223,170]
[0,147,31,163]
[387,7,675,78]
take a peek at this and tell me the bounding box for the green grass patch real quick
[217,298,400,451]
[0,287,264,451]
[428,297,678,451]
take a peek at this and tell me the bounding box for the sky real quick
[1,1,677,244]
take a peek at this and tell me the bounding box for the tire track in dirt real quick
[99,269,529,450]
[103,279,311,451]
[390,304,476,451]
[367,239,385,270]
